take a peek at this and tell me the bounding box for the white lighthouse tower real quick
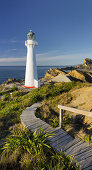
[24,30,39,88]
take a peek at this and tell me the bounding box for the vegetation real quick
[0,81,90,169]
[0,82,78,139]
[0,124,79,169]
[35,82,92,142]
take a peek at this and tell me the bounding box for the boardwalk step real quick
[20,102,92,170]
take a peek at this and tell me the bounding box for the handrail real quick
[58,105,92,128]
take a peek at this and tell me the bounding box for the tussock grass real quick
[0,124,79,169]
[0,81,83,169]
[0,81,78,139]
[35,82,92,139]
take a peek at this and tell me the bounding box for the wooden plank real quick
[74,145,91,158]
[21,115,36,120]
[84,165,92,170]
[47,127,60,133]
[28,121,46,129]
[43,127,53,133]
[30,124,51,132]
[74,144,91,155]
[63,138,81,151]
[75,149,92,162]
[21,110,35,115]
[58,105,92,117]
[79,156,92,169]
[28,122,46,129]
[44,127,60,133]
[30,122,49,131]
[28,119,43,124]
[56,137,73,151]
[50,132,70,142]
[49,128,70,138]
[59,108,63,128]
[22,117,40,122]
[66,140,84,155]
[66,141,89,156]
[51,135,72,147]
[40,123,50,129]
[22,119,41,126]
[51,128,68,136]
[21,102,92,169]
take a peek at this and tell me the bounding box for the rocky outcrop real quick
[42,68,66,81]
[67,70,92,83]
[3,78,23,85]
[42,66,92,83]
[67,70,86,82]
[77,58,92,69]
[52,74,71,82]
[0,79,31,92]
[83,58,92,66]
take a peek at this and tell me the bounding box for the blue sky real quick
[0,0,92,66]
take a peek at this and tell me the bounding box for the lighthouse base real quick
[24,80,40,88]
[24,86,36,88]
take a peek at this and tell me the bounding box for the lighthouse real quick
[24,30,39,88]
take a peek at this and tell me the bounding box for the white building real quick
[24,30,40,88]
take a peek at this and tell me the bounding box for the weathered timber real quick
[21,102,92,169]
[84,165,92,170]
[58,105,92,117]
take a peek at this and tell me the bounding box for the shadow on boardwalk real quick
[20,103,92,170]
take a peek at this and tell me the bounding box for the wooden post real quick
[59,108,63,128]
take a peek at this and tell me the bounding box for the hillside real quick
[35,82,92,140]
[0,80,80,169]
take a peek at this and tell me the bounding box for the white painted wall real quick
[25,39,39,88]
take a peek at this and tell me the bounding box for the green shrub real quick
[0,125,78,169]
[9,86,18,92]
[12,91,25,97]
[49,117,59,127]
[0,82,83,139]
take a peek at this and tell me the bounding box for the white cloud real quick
[9,40,24,43]
[6,49,17,52]
[0,57,26,62]
[0,49,92,66]
[36,50,92,65]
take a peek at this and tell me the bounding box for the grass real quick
[0,124,79,169]
[0,81,91,139]
[0,81,90,169]
[35,82,92,141]
[0,81,78,139]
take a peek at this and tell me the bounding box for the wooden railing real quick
[58,105,92,128]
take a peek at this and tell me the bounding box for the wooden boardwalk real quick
[20,103,92,170]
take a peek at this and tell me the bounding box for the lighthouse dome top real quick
[27,30,35,40]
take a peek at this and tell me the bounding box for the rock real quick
[67,70,92,82]
[52,74,71,82]
[60,66,76,70]
[42,68,66,81]
[83,58,92,65]
[77,58,92,69]
[67,70,86,81]
[3,78,21,85]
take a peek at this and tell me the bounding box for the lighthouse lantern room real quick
[24,30,39,88]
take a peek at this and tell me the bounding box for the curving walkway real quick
[20,103,92,170]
